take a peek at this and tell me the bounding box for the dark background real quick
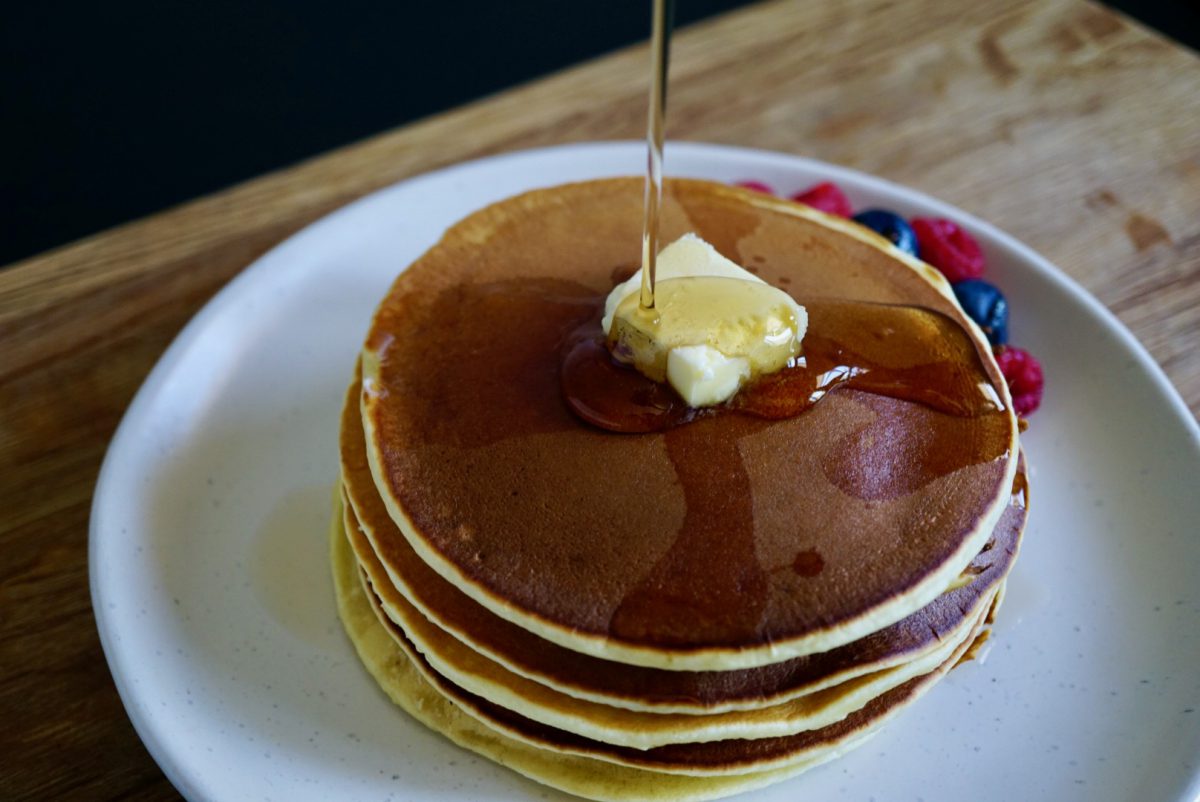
[2,1,1196,267]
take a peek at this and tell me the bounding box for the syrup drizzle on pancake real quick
[792,549,825,577]
[610,426,767,644]
[559,292,1014,645]
[558,289,1015,644]
[562,299,1007,434]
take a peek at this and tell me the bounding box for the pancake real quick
[341,483,993,749]
[337,518,990,777]
[358,177,1019,669]
[342,365,1027,713]
[332,499,857,802]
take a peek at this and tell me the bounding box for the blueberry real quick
[852,209,918,257]
[952,279,1009,345]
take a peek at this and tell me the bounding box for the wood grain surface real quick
[1,0,1197,798]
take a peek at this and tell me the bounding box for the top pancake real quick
[360,177,1019,670]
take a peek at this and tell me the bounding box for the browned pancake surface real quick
[363,178,1015,650]
[344,367,1026,708]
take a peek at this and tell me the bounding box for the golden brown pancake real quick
[341,368,1028,716]
[331,507,858,801]
[358,178,1018,669]
[342,482,997,748]
[342,525,990,777]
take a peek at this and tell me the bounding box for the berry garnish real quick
[994,346,1043,416]
[852,209,918,257]
[791,181,853,218]
[952,279,1009,346]
[912,218,985,283]
[735,180,775,195]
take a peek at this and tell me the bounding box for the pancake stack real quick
[333,178,1027,801]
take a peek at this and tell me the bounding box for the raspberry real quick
[912,218,985,283]
[734,180,775,195]
[994,346,1044,417]
[790,181,853,218]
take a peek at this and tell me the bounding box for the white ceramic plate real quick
[91,142,1200,802]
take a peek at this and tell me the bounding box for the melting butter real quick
[604,234,807,407]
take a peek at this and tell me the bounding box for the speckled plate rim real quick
[90,141,1200,802]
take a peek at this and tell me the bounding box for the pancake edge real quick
[331,492,859,801]
[341,483,988,750]
[348,523,989,778]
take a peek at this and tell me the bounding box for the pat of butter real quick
[667,345,750,408]
[604,234,807,407]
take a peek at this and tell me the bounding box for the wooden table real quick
[2,1,1197,798]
